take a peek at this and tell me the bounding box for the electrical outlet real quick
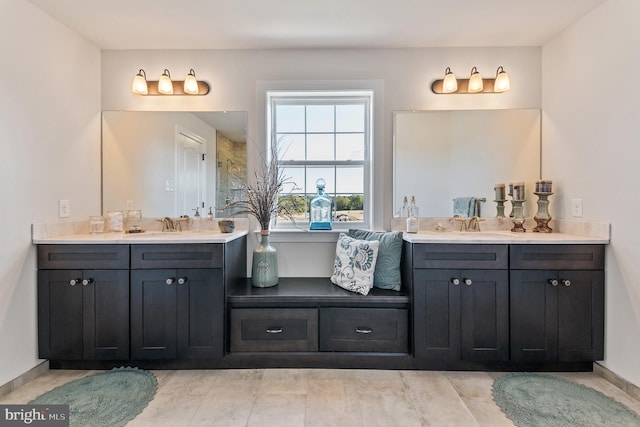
[58,199,70,218]
[572,198,583,217]
[126,200,133,210]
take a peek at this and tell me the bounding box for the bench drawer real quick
[38,244,129,269]
[412,244,507,270]
[131,244,223,269]
[319,308,409,352]
[230,308,318,352]
[510,245,604,270]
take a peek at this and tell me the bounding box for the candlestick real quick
[533,191,553,233]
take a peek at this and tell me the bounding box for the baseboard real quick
[0,361,49,399]
[594,362,640,401]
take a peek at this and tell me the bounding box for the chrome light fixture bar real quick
[431,66,510,94]
[131,68,210,96]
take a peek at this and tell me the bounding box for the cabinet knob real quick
[81,278,94,286]
[463,278,473,286]
[562,279,571,287]
[165,278,175,285]
[177,277,187,285]
[69,278,82,286]
[356,327,373,334]
[266,327,283,334]
[451,278,460,286]
[548,279,559,286]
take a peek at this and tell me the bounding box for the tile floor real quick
[2,369,640,426]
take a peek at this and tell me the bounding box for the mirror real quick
[102,111,247,218]
[393,109,540,218]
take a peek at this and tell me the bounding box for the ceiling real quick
[28,0,606,50]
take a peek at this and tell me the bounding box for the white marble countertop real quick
[402,230,609,244]
[32,230,248,244]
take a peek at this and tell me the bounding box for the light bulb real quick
[131,69,148,95]
[468,67,484,93]
[442,67,458,93]
[494,66,511,93]
[184,69,199,95]
[158,69,174,95]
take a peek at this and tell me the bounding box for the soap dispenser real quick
[192,207,201,231]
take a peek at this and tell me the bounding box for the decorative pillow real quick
[349,229,403,291]
[330,233,380,295]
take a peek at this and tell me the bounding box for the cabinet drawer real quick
[412,244,507,269]
[319,308,409,352]
[230,308,318,352]
[131,244,223,269]
[510,245,604,270]
[38,245,129,269]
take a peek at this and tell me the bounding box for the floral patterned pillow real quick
[330,233,380,295]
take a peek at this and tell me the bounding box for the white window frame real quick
[266,89,373,230]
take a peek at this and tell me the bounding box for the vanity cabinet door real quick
[414,269,461,361]
[414,268,508,363]
[176,268,224,359]
[510,269,604,362]
[38,269,129,360]
[130,268,224,360]
[130,269,178,360]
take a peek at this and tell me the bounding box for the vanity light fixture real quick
[442,67,458,93]
[431,65,511,94]
[494,66,511,93]
[131,69,148,95]
[158,69,174,94]
[468,67,484,93]
[131,68,211,96]
[183,69,199,95]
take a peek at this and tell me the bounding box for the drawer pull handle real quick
[562,279,571,287]
[81,278,94,286]
[451,278,460,286]
[69,278,82,286]
[166,278,175,285]
[548,279,559,286]
[356,327,372,334]
[266,327,283,334]
[177,277,187,285]
[463,278,473,286]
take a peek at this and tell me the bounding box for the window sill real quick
[255,229,345,243]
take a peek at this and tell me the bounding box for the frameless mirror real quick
[393,109,541,218]
[102,111,247,218]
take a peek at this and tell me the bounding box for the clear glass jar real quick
[89,216,106,234]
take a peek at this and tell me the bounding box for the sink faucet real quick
[159,217,180,232]
[454,215,483,232]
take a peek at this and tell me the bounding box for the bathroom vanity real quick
[33,227,607,371]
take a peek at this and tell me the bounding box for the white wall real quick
[0,0,101,386]
[101,47,541,276]
[542,0,640,386]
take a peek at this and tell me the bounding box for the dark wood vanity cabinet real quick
[37,245,130,360]
[130,244,226,360]
[509,245,605,363]
[412,245,509,366]
[37,237,246,366]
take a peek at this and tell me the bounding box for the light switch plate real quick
[58,199,70,218]
[572,198,583,217]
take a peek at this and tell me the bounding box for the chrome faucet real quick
[159,217,181,232]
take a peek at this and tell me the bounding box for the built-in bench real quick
[225,277,413,369]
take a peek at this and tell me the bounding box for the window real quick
[267,90,372,229]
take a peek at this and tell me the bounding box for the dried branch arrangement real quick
[221,143,300,230]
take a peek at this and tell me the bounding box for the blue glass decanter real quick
[309,178,332,230]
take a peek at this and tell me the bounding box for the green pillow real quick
[348,229,403,291]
